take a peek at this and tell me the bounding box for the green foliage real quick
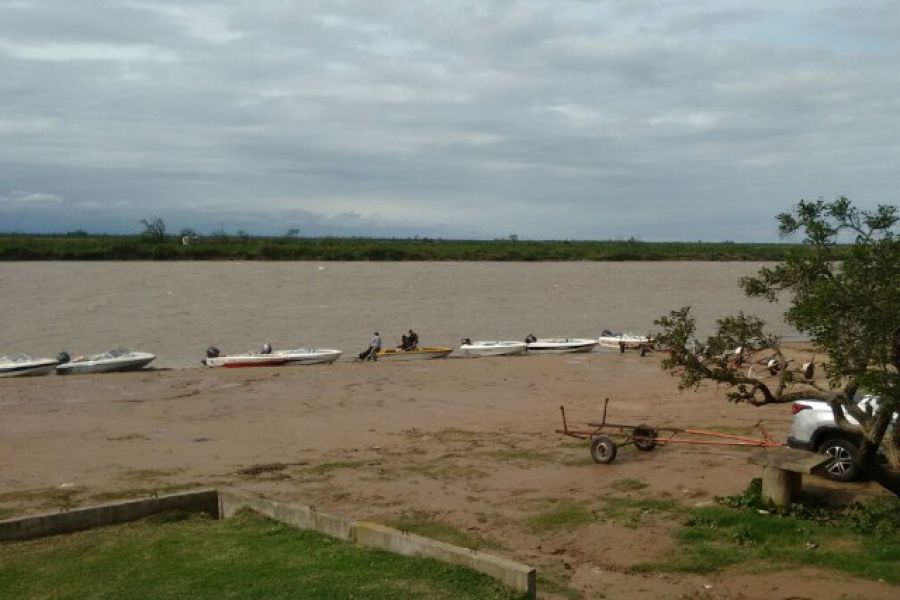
[639,503,900,583]
[847,496,900,538]
[716,478,767,509]
[0,233,825,261]
[654,197,900,473]
[715,478,833,522]
[0,510,524,600]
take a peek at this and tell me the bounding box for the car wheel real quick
[590,435,617,464]
[818,437,860,482]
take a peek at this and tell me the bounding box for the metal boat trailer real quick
[556,398,783,464]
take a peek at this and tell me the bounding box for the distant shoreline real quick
[0,234,829,261]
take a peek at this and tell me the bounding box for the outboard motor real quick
[261,342,272,355]
[206,346,220,359]
[57,351,71,364]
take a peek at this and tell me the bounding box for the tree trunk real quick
[859,408,892,471]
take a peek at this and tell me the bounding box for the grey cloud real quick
[0,1,897,241]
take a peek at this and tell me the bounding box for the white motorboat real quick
[274,347,342,365]
[56,348,156,375]
[525,337,598,354]
[203,352,289,368]
[0,354,59,377]
[457,340,527,357]
[598,330,651,349]
[202,344,341,368]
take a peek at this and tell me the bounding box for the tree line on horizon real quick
[0,230,814,261]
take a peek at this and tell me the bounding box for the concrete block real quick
[218,489,316,530]
[356,521,474,566]
[315,510,355,541]
[473,550,536,598]
[219,489,353,541]
[748,447,830,473]
[761,465,802,508]
[0,489,219,542]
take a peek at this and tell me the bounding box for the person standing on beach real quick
[368,332,382,361]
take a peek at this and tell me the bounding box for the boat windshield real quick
[94,348,132,360]
[0,353,34,362]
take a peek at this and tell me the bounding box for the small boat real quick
[457,340,527,357]
[273,347,342,365]
[376,346,453,360]
[203,353,289,368]
[0,354,59,377]
[202,344,341,368]
[56,348,156,375]
[598,330,650,349]
[525,338,598,354]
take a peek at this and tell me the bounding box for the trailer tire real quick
[633,425,658,451]
[590,435,617,464]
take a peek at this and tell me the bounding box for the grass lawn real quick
[0,510,526,600]
[635,504,900,584]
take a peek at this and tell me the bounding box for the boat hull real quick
[598,335,649,349]
[0,361,58,377]
[276,349,342,365]
[376,346,453,360]
[457,342,527,357]
[203,355,289,368]
[56,356,156,374]
[526,339,598,354]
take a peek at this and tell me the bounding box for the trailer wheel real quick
[633,425,658,451]
[590,435,617,464]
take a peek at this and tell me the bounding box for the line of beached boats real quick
[1,331,652,377]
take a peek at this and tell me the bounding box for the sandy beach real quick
[1,349,893,599]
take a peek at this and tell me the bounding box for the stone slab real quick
[0,489,219,542]
[748,447,830,473]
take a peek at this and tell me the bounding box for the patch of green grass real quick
[537,572,583,600]
[404,460,488,480]
[599,497,682,528]
[609,478,649,492]
[0,487,84,511]
[308,460,367,475]
[0,510,526,599]
[526,501,596,532]
[388,511,502,551]
[636,505,900,584]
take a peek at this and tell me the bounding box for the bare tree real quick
[140,217,166,242]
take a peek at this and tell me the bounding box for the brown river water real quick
[0,261,799,368]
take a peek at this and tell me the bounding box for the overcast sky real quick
[0,1,898,240]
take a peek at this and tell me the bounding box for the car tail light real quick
[791,403,811,415]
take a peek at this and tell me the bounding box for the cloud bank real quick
[1,1,898,240]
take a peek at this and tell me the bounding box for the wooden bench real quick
[747,447,831,508]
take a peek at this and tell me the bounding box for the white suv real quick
[787,396,882,482]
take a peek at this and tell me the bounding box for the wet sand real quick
[0,349,893,599]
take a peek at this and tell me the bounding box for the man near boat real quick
[399,329,419,351]
[359,332,382,361]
